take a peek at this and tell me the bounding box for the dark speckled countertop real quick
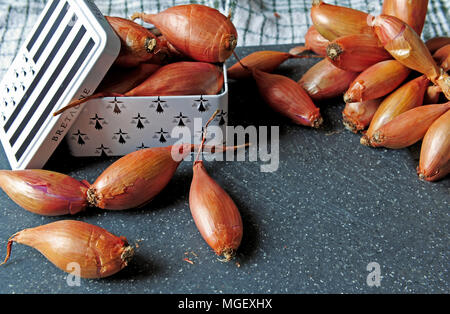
[0,44,448,294]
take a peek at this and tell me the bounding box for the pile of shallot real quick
[1,4,243,279]
[1,1,449,280]
[229,0,449,182]
[54,4,237,115]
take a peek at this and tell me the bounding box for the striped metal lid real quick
[0,0,120,169]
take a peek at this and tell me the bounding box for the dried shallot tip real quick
[124,61,224,96]
[381,0,429,35]
[311,0,375,41]
[1,220,134,279]
[433,44,450,72]
[342,99,382,133]
[227,50,320,80]
[189,111,243,262]
[370,103,450,149]
[417,109,450,181]
[131,4,238,63]
[425,37,450,54]
[298,58,358,101]
[424,85,442,105]
[105,16,161,68]
[363,75,430,146]
[252,69,322,127]
[344,60,411,103]
[0,169,89,216]
[326,34,392,72]
[370,15,450,100]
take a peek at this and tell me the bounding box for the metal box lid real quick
[0,0,120,169]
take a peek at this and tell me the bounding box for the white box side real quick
[66,65,229,157]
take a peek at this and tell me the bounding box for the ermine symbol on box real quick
[151,96,168,114]
[131,113,149,129]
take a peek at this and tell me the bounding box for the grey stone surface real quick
[0,45,448,294]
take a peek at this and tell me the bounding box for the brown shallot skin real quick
[53,61,223,116]
[326,34,392,72]
[310,0,375,41]
[125,61,224,96]
[106,16,161,68]
[371,102,450,149]
[298,59,358,101]
[425,37,450,54]
[381,0,429,35]
[433,44,450,72]
[95,63,161,95]
[417,110,450,181]
[423,85,442,105]
[344,60,411,103]
[0,170,89,216]
[342,99,382,133]
[54,64,161,116]
[132,4,238,63]
[87,145,188,210]
[227,51,310,80]
[189,161,243,261]
[361,75,430,146]
[252,69,323,127]
[304,25,329,56]
[370,15,450,100]
[289,26,330,57]
[1,220,134,279]
[87,143,236,210]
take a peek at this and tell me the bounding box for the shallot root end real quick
[218,248,236,262]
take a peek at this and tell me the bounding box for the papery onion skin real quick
[361,75,430,146]
[304,26,330,56]
[381,0,429,35]
[189,161,243,261]
[227,51,299,80]
[425,37,450,54]
[253,69,323,127]
[106,16,161,68]
[371,102,450,149]
[87,145,188,210]
[131,4,238,63]
[433,44,450,72]
[1,220,134,279]
[299,59,358,100]
[342,99,382,133]
[371,14,450,100]
[326,34,392,72]
[417,110,450,181]
[0,170,88,216]
[53,62,223,116]
[344,60,411,103]
[125,61,224,96]
[311,0,375,41]
[88,143,236,210]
